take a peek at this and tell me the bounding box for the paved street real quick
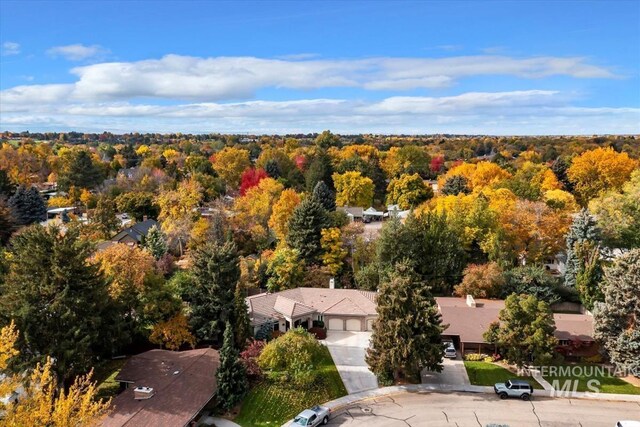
[328,391,640,427]
[324,331,378,394]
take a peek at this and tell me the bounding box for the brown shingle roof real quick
[247,288,377,325]
[101,348,219,427]
[436,297,595,344]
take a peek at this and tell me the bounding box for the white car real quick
[290,405,330,426]
[443,341,457,358]
[616,422,640,427]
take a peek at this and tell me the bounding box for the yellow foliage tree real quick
[233,178,284,246]
[320,227,347,276]
[332,171,374,207]
[211,147,251,189]
[543,189,578,212]
[93,243,157,301]
[568,147,639,203]
[440,161,511,192]
[268,188,302,243]
[149,313,196,351]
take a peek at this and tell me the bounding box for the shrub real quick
[257,328,324,386]
[483,356,494,363]
[464,353,490,361]
[308,327,327,340]
[240,339,267,380]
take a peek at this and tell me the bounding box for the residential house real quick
[101,348,219,427]
[110,219,159,246]
[337,206,364,221]
[247,287,378,334]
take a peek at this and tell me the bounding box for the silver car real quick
[443,341,457,358]
[494,379,534,400]
[290,405,331,426]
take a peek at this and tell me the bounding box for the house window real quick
[558,340,570,346]
[317,315,324,322]
[273,323,279,331]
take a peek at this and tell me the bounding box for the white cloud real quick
[0,53,612,103]
[46,44,109,61]
[1,91,638,135]
[1,41,20,56]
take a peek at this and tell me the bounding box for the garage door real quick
[346,319,361,331]
[328,318,344,330]
[366,319,374,331]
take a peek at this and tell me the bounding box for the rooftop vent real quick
[133,386,155,400]
[466,295,476,308]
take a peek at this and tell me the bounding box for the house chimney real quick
[329,277,335,289]
[466,295,476,308]
[133,386,155,400]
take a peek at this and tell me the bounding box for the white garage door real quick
[346,319,361,331]
[328,318,344,330]
[366,319,375,331]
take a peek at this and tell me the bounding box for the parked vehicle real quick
[616,422,640,427]
[494,379,534,400]
[290,405,331,426]
[443,341,457,358]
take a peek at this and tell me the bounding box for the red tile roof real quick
[101,348,219,427]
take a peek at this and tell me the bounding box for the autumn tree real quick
[149,312,196,351]
[157,178,203,251]
[211,147,251,190]
[567,147,638,204]
[286,197,330,264]
[91,196,120,239]
[594,249,640,374]
[312,180,336,212]
[188,239,240,343]
[8,185,47,226]
[488,294,557,367]
[239,168,268,196]
[0,225,119,381]
[266,248,305,292]
[233,177,284,249]
[366,262,444,383]
[216,322,248,410]
[454,262,504,299]
[386,173,433,209]
[588,170,640,249]
[115,191,159,221]
[381,145,431,178]
[320,227,347,276]
[268,188,301,243]
[332,171,374,207]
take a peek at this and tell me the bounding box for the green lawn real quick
[94,358,127,400]
[235,346,347,427]
[464,361,543,389]
[542,364,640,395]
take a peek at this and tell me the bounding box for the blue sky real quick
[1,0,639,134]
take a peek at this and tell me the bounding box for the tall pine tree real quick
[564,209,601,288]
[312,180,336,212]
[233,283,252,350]
[8,186,47,226]
[216,322,248,410]
[144,224,168,260]
[286,197,330,264]
[0,225,120,381]
[366,262,444,383]
[305,152,334,192]
[188,239,240,343]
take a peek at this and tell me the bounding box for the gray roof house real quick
[110,219,159,246]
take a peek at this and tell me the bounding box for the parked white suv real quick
[443,341,457,358]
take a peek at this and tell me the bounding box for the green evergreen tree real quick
[551,157,573,192]
[305,152,334,192]
[92,196,120,239]
[564,209,601,288]
[441,175,470,196]
[574,241,604,310]
[286,197,330,264]
[489,294,557,367]
[188,239,240,343]
[57,149,105,191]
[233,283,252,350]
[0,169,16,199]
[216,321,248,410]
[144,224,168,260]
[264,159,281,179]
[312,180,336,212]
[0,225,120,381]
[502,265,561,304]
[366,262,444,383]
[8,185,47,226]
[0,199,16,246]
[594,249,640,374]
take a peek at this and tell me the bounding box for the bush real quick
[464,353,490,361]
[308,327,327,340]
[240,339,266,381]
[258,328,324,386]
[454,262,504,299]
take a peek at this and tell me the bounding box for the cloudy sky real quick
[1,1,639,135]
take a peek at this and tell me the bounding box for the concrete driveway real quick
[324,331,378,394]
[421,357,470,387]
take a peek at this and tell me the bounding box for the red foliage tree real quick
[240,339,266,379]
[430,156,445,173]
[239,168,268,196]
[294,155,307,171]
